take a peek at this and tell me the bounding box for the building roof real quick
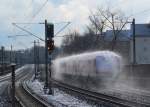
[104,30,130,41]
[131,24,150,37]
[101,23,150,41]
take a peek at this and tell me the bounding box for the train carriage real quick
[52,51,123,90]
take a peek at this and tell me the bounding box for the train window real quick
[95,56,106,71]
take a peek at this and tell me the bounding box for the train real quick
[52,51,123,91]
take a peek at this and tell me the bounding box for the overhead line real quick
[32,0,48,19]
[13,21,70,25]
[12,23,45,42]
[54,22,71,36]
[13,0,48,37]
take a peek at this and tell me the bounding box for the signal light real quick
[47,39,54,54]
[47,24,54,38]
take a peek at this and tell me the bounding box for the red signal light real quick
[47,39,54,54]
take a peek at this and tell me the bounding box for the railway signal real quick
[47,23,54,38]
[46,23,54,54]
[44,20,54,94]
[47,39,54,54]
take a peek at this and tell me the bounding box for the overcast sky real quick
[0,0,150,50]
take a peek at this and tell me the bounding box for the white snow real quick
[27,80,97,107]
[27,80,45,95]
[0,78,11,107]
[0,65,30,81]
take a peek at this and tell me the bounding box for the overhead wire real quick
[32,0,48,20]
[54,22,71,36]
[23,0,48,26]
[112,0,150,18]
[12,23,45,42]
[13,0,48,34]
[12,0,48,49]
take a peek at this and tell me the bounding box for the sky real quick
[1,0,150,50]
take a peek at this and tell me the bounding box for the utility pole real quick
[18,51,22,66]
[44,19,54,94]
[132,18,136,65]
[11,63,16,107]
[34,40,37,79]
[15,52,17,65]
[37,40,40,79]
[10,45,12,63]
[1,46,4,75]
[44,20,49,92]
[48,54,53,94]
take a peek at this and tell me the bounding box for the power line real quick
[20,0,34,21]
[12,23,45,42]
[10,21,71,40]
[23,0,48,24]
[8,34,29,38]
[102,0,150,19]
[54,22,71,36]
[12,0,48,40]
[32,0,48,19]
[12,22,41,24]
[12,21,70,25]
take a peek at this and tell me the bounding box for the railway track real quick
[100,86,150,105]
[0,65,52,107]
[0,65,30,107]
[15,65,52,107]
[0,65,28,83]
[51,79,150,107]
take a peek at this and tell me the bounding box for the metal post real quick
[15,53,17,65]
[37,40,40,78]
[20,51,23,66]
[11,63,16,107]
[132,18,136,65]
[48,55,53,94]
[10,45,12,63]
[44,20,49,91]
[34,40,37,79]
[1,46,4,75]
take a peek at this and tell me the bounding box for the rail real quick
[51,79,150,107]
[21,80,53,107]
[15,66,53,107]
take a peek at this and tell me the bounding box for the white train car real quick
[52,51,123,89]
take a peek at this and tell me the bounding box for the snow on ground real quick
[0,81,10,107]
[27,80,97,107]
[27,79,150,107]
[0,65,29,80]
[0,82,5,87]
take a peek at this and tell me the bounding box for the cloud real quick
[0,0,115,48]
[1,0,150,49]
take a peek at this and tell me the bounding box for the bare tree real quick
[61,7,129,55]
[89,10,107,35]
[89,7,129,50]
[61,31,80,54]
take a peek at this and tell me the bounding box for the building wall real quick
[130,37,150,64]
[99,39,130,64]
